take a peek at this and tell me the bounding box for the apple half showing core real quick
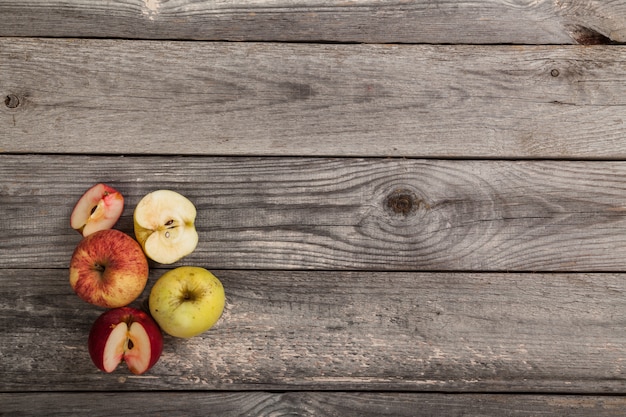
[70,183,124,237]
[69,229,149,308]
[134,190,198,264]
[88,307,163,375]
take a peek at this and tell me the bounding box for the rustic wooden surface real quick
[6,155,626,271]
[3,392,626,416]
[3,39,626,158]
[3,0,626,415]
[1,0,626,44]
[3,268,626,392]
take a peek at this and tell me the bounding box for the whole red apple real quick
[88,307,163,375]
[69,229,149,308]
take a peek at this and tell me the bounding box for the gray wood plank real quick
[2,392,626,416]
[4,155,626,271]
[1,0,625,44]
[3,39,626,158]
[2,269,626,392]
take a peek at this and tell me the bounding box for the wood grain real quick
[4,0,626,411]
[2,392,626,416]
[2,269,626,392]
[1,0,625,44]
[3,39,626,158]
[4,155,626,271]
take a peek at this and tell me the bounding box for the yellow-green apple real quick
[88,307,163,375]
[133,190,198,264]
[149,266,225,338]
[69,229,149,308]
[70,183,124,237]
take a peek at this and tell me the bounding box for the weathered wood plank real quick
[1,269,626,392]
[2,392,626,416]
[3,39,626,158]
[4,155,626,271]
[1,0,625,44]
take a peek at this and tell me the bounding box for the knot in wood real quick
[385,189,419,216]
[4,94,20,109]
[550,69,560,77]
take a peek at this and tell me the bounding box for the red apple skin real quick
[88,307,163,375]
[69,229,149,308]
[70,183,124,237]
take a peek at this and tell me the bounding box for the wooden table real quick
[2,1,626,415]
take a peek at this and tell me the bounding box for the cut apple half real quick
[133,190,198,264]
[88,307,163,375]
[71,183,124,236]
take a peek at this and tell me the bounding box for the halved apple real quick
[70,183,124,236]
[133,190,198,264]
[88,307,163,375]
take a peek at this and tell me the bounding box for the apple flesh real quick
[149,266,225,338]
[70,183,124,237]
[88,307,163,375]
[69,229,149,308]
[133,190,198,264]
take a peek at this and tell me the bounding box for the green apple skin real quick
[149,267,225,338]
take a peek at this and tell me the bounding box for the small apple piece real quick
[88,307,163,375]
[69,229,149,308]
[70,183,124,237]
[149,266,225,338]
[133,190,198,264]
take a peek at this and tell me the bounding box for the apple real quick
[149,266,225,338]
[133,190,198,264]
[88,307,163,375]
[70,183,124,237]
[69,229,149,308]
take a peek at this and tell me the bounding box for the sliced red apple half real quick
[71,183,124,236]
[88,307,163,375]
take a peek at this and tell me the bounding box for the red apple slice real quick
[88,307,163,375]
[71,183,124,236]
